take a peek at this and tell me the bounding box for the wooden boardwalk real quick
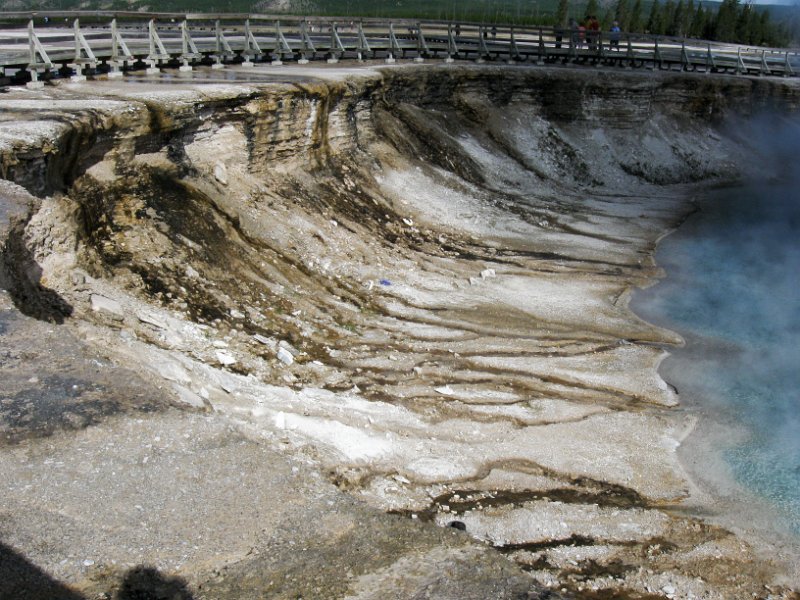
[1,10,798,87]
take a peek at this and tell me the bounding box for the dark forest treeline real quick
[560,0,796,47]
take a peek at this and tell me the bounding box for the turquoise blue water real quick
[634,183,800,534]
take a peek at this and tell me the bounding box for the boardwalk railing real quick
[1,11,798,87]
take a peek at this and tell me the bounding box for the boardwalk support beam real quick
[212,20,234,69]
[387,23,401,63]
[653,36,662,69]
[179,20,200,71]
[242,19,263,66]
[299,21,315,63]
[108,18,134,77]
[445,23,458,62]
[328,23,345,63]
[26,20,52,88]
[625,36,634,67]
[356,22,370,61]
[508,27,521,63]
[69,18,97,82]
[271,22,293,64]
[705,43,715,72]
[536,28,545,65]
[477,26,489,62]
[414,23,428,62]
[736,47,745,74]
[681,40,689,71]
[146,19,170,74]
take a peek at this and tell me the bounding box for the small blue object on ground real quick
[379,279,391,286]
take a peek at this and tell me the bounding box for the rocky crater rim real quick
[1,65,799,599]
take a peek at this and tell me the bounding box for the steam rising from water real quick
[635,114,800,534]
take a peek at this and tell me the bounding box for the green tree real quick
[602,7,614,27]
[784,9,800,45]
[556,0,570,27]
[658,0,674,34]
[671,0,685,35]
[614,0,630,30]
[756,10,770,45]
[690,3,701,36]
[629,0,643,31]
[703,6,716,38]
[647,0,663,33]
[750,10,769,46]
[690,3,706,37]
[736,2,754,43]
[684,0,694,37]
[661,0,677,35]
[585,0,599,19]
[715,0,739,41]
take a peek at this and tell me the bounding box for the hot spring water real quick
[634,182,800,536]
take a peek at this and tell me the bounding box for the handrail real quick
[0,11,795,52]
[1,12,797,87]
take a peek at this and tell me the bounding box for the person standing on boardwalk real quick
[587,15,600,51]
[610,21,621,49]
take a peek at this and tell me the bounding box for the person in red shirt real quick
[587,15,600,51]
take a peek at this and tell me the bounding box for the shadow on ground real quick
[0,541,84,600]
[0,541,195,600]
[1,224,73,324]
[116,566,195,600]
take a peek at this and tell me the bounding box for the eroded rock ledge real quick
[1,65,799,599]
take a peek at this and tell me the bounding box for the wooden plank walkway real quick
[1,11,797,87]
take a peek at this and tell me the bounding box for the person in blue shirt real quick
[610,21,621,49]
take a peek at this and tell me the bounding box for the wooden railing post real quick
[271,21,293,65]
[328,22,345,63]
[146,19,169,74]
[653,36,661,69]
[179,20,200,71]
[212,20,233,69]
[26,19,52,89]
[569,26,577,60]
[356,21,370,62]
[537,27,546,64]
[242,19,263,66]
[387,22,401,63]
[69,18,97,81]
[415,22,429,62]
[445,22,458,62]
[299,21,316,64]
[477,25,489,63]
[626,35,633,67]
[108,18,133,77]
[73,18,81,68]
[505,26,517,63]
[681,39,689,71]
